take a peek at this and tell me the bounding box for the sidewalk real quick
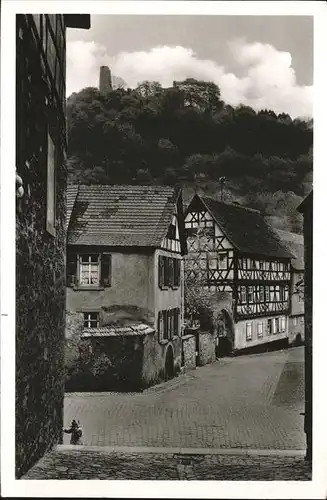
[22,445,312,480]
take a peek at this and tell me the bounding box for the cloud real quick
[66,39,312,119]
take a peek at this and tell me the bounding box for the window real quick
[46,133,56,235]
[280,287,285,302]
[80,255,100,286]
[247,286,254,304]
[158,308,180,342]
[163,311,169,340]
[246,323,252,341]
[257,322,264,337]
[279,316,286,332]
[265,286,270,302]
[83,312,99,328]
[259,286,265,302]
[270,287,275,302]
[275,286,280,302]
[217,252,228,270]
[158,255,181,289]
[285,286,289,301]
[259,261,264,271]
[293,317,298,326]
[267,319,272,335]
[66,252,111,288]
[240,286,246,304]
[167,222,176,240]
[273,318,279,334]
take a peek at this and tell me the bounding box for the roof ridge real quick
[201,196,261,214]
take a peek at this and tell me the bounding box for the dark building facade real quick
[298,191,313,462]
[15,14,90,478]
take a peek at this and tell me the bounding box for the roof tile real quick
[67,184,180,247]
[199,196,293,259]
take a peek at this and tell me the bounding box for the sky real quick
[66,15,313,119]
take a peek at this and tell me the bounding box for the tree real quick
[173,79,224,114]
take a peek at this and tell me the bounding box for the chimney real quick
[99,66,112,93]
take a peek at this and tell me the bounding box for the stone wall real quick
[198,331,216,366]
[15,15,67,478]
[288,315,305,345]
[142,335,182,387]
[182,334,196,371]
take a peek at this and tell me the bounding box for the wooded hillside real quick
[66,79,313,233]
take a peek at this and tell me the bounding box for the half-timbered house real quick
[66,184,187,390]
[184,195,294,353]
[274,229,305,345]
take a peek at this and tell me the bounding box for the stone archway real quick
[216,309,235,357]
[165,345,174,380]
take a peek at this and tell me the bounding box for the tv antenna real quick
[218,176,227,202]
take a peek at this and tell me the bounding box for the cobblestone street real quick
[23,447,311,480]
[63,346,306,450]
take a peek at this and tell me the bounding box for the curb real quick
[56,444,305,457]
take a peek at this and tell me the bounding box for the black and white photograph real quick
[1,1,326,498]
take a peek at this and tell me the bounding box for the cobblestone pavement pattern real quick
[63,347,306,450]
[23,449,311,480]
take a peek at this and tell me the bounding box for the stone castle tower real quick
[99,65,112,93]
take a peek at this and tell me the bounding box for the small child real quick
[63,419,83,445]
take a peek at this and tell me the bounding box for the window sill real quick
[72,286,105,291]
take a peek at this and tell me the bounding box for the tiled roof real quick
[198,196,293,259]
[66,185,79,231]
[81,323,155,338]
[67,184,180,247]
[274,229,304,270]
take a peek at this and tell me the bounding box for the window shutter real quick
[157,311,162,342]
[173,259,181,287]
[158,255,164,289]
[168,258,174,288]
[177,308,180,336]
[100,253,111,287]
[163,257,168,287]
[163,310,168,340]
[66,251,77,287]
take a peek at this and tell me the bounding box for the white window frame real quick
[275,286,280,302]
[240,286,246,304]
[217,252,228,270]
[279,316,286,332]
[46,133,56,236]
[79,254,101,287]
[273,317,279,334]
[247,286,254,304]
[246,322,252,341]
[257,322,264,337]
[83,312,99,328]
[293,317,298,326]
